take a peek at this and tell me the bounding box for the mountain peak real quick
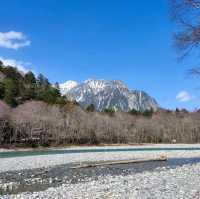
[59,80,78,95]
[61,78,158,112]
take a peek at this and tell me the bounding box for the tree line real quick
[0,99,200,147]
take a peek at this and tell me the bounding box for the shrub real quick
[86,104,95,112]
[103,108,115,116]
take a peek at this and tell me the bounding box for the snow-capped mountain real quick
[60,79,158,111]
[59,80,78,95]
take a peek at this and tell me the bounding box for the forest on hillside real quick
[0,61,200,147]
[0,60,66,107]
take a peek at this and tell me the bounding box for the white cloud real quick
[176,91,192,102]
[0,31,30,50]
[0,57,31,73]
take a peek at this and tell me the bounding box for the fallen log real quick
[71,156,167,169]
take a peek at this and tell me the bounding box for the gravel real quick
[1,149,200,173]
[1,145,200,198]
[51,143,200,150]
[1,162,200,199]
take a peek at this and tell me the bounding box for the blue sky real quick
[0,0,200,110]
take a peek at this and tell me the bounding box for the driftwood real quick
[71,156,167,169]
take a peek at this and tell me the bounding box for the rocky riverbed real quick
[1,145,200,198]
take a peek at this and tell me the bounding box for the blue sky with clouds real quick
[0,0,200,110]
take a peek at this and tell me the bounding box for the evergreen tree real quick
[23,71,37,100]
[54,82,60,90]
[0,82,5,99]
[37,74,50,88]
[23,86,36,100]
[129,108,140,115]
[2,66,22,82]
[103,108,115,116]
[37,87,62,104]
[24,71,36,84]
[86,104,95,112]
[142,108,154,117]
[0,60,3,70]
[3,79,17,107]
[0,60,3,67]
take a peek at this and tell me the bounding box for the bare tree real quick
[171,0,200,61]
[1,100,200,147]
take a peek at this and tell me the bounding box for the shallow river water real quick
[1,147,200,158]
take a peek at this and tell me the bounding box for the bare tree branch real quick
[171,0,200,76]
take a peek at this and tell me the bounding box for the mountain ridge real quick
[60,79,158,112]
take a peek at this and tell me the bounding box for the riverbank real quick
[1,158,200,198]
[1,145,200,198]
[1,145,200,173]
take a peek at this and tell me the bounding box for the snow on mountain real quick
[83,79,110,94]
[59,80,78,95]
[61,79,158,112]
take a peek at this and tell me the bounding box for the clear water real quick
[0,147,200,158]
